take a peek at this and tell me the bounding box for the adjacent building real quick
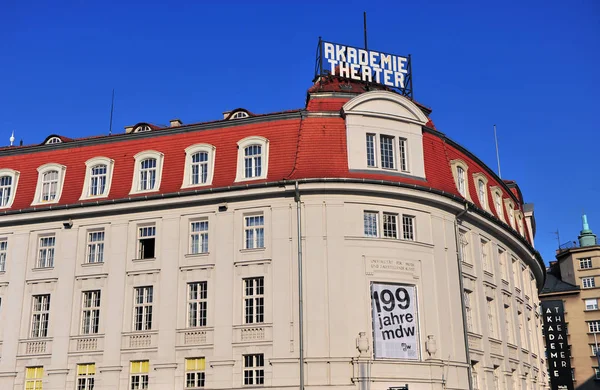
[0,74,547,389]
[541,215,600,388]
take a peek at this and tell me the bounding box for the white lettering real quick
[358,49,368,66]
[397,57,408,73]
[394,72,405,89]
[362,66,372,82]
[335,45,347,62]
[369,51,380,68]
[347,47,357,64]
[381,54,392,70]
[383,70,393,86]
[373,68,382,83]
[339,62,350,78]
[327,59,338,75]
[350,64,360,80]
[324,43,335,60]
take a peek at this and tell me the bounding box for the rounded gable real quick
[342,91,429,125]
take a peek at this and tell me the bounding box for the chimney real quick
[222,111,231,119]
[124,125,135,134]
[170,119,183,127]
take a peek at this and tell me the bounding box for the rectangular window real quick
[471,361,479,390]
[487,297,496,338]
[402,215,415,240]
[481,239,490,273]
[244,277,264,324]
[380,135,395,169]
[0,238,6,272]
[363,211,378,237]
[37,235,55,268]
[244,214,264,249]
[589,320,600,333]
[25,366,43,390]
[133,287,153,331]
[457,167,466,196]
[139,158,157,191]
[592,344,600,356]
[185,358,205,389]
[398,138,408,172]
[191,152,208,185]
[77,363,95,390]
[382,212,398,239]
[89,165,107,196]
[518,311,525,346]
[512,258,521,290]
[190,220,209,254]
[505,304,514,343]
[86,230,104,264]
[188,282,207,328]
[464,289,474,332]
[137,226,156,259]
[459,230,470,264]
[130,361,149,390]
[595,367,600,380]
[498,248,507,280]
[580,257,593,269]
[583,277,596,289]
[243,354,265,386]
[31,294,50,338]
[366,134,376,167]
[81,290,101,335]
[586,298,599,311]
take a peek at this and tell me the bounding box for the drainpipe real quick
[295,181,305,390]
[454,202,473,390]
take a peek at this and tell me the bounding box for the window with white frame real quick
[182,144,216,188]
[190,220,208,254]
[86,230,104,264]
[505,304,514,343]
[0,169,20,209]
[589,320,600,333]
[402,215,415,240]
[230,111,249,119]
[130,150,164,194]
[81,290,101,335]
[487,297,497,338]
[583,277,596,289]
[133,286,153,331]
[137,225,156,259]
[37,235,55,268]
[595,367,600,380]
[364,133,409,172]
[244,214,264,249]
[25,367,44,390]
[188,282,207,328]
[243,354,265,386]
[382,212,398,239]
[363,211,378,237]
[580,258,593,269]
[585,299,599,311]
[498,248,507,280]
[457,167,466,196]
[517,212,524,235]
[80,157,114,199]
[235,136,269,182]
[46,136,62,144]
[505,199,515,228]
[77,363,95,390]
[478,180,486,207]
[398,138,408,172]
[492,188,504,220]
[366,134,376,167]
[185,358,206,389]
[130,361,149,389]
[0,239,6,272]
[380,135,395,169]
[592,344,600,356]
[459,230,470,263]
[243,277,264,324]
[32,163,66,205]
[481,239,491,273]
[31,294,50,338]
[450,160,470,200]
[464,289,475,332]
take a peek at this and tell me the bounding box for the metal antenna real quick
[363,11,368,51]
[553,229,561,248]
[494,124,501,178]
[109,89,115,135]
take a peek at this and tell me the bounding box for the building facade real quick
[541,216,600,388]
[0,77,547,389]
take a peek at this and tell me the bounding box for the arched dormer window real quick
[133,125,152,133]
[182,144,216,188]
[32,163,67,205]
[235,136,269,182]
[80,157,115,199]
[516,211,525,236]
[46,137,62,144]
[130,150,164,194]
[490,186,505,222]
[0,169,20,209]
[230,111,249,119]
[472,173,489,211]
[504,198,516,229]
[450,159,471,200]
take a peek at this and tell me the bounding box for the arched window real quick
[235,136,269,182]
[182,144,216,189]
[191,152,208,185]
[80,157,115,200]
[230,111,249,119]
[46,137,62,144]
[450,159,471,201]
[457,166,466,196]
[32,163,66,205]
[130,150,164,194]
[134,125,152,133]
[473,173,489,211]
[477,180,486,208]
[0,176,12,207]
[490,187,505,222]
[42,170,59,201]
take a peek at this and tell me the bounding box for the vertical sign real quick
[371,282,419,359]
[541,300,574,390]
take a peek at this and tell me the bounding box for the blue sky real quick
[1,0,598,263]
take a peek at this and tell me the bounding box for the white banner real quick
[371,282,419,359]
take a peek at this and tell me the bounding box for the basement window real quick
[137,225,156,259]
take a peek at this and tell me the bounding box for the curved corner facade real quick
[0,86,547,389]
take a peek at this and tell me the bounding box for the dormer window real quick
[450,160,470,200]
[516,212,525,236]
[490,187,505,222]
[80,157,115,199]
[32,163,66,205]
[182,144,216,188]
[504,199,515,228]
[230,111,249,119]
[472,173,489,211]
[130,151,164,194]
[0,169,20,209]
[46,137,62,144]
[235,136,269,182]
[134,125,152,133]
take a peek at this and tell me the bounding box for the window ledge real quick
[185,252,210,259]
[181,182,212,190]
[129,189,159,196]
[240,248,266,253]
[585,309,600,312]
[81,262,104,267]
[483,270,494,277]
[80,194,109,201]
[234,176,267,183]
[132,258,156,263]
[32,267,54,272]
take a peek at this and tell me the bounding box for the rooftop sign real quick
[314,38,413,99]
